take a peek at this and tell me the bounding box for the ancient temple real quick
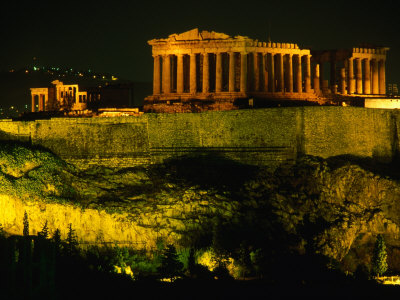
[30,80,88,112]
[145,28,390,111]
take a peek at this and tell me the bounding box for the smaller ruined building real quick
[30,80,89,112]
[30,81,147,113]
[145,28,392,112]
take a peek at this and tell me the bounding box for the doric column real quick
[277,53,284,92]
[356,58,363,94]
[162,55,171,94]
[295,54,302,93]
[363,58,371,94]
[253,52,259,91]
[379,59,386,94]
[260,53,265,92]
[313,63,320,93]
[263,54,268,92]
[202,53,209,93]
[347,58,355,94]
[31,94,35,112]
[153,55,161,94]
[372,59,379,94]
[190,54,196,94]
[216,52,222,92]
[269,53,275,92]
[305,55,311,93]
[38,95,43,111]
[177,54,184,94]
[340,68,346,94]
[229,52,235,92]
[240,53,247,93]
[286,54,293,93]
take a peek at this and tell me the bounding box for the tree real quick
[157,244,183,280]
[372,234,388,277]
[65,223,78,256]
[38,221,49,239]
[23,212,29,237]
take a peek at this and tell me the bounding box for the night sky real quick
[1,0,399,84]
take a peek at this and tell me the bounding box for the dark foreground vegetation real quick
[1,220,400,300]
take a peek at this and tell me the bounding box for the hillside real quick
[2,140,400,279]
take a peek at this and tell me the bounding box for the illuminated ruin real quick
[30,80,88,112]
[145,28,391,111]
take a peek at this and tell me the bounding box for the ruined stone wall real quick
[0,107,399,169]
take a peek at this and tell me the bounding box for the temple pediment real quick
[168,28,231,41]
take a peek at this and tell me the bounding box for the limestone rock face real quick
[2,141,400,272]
[261,156,400,271]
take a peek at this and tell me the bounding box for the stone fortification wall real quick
[0,107,399,169]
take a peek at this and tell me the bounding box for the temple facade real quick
[30,80,88,112]
[145,28,390,110]
[312,47,388,95]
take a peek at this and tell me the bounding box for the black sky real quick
[1,0,399,84]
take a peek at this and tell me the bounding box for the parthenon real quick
[145,28,390,110]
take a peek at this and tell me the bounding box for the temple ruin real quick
[30,80,88,112]
[145,28,391,111]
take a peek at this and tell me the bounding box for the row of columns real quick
[31,94,46,112]
[326,57,386,95]
[346,58,386,95]
[153,52,313,95]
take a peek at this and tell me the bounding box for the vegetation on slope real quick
[2,140,400,283]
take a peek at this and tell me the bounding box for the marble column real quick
[347,58,355,94]
[202,53,209,93]
[313,63,320,93]
[253,52,260,91]
[216,52,222,92]
[229,52,235,92]
[305,55,311,93]
[356,58,363,94]
[372,59,379,94]
[286,54,293,93]
[277,53,284,92]
[263,55,268,92]
[340,68,346,94]
[295,54,302,93]
[38,95,43,111]
[31,95,35,112]
[269,53,275,92]
[379,60,386,94]
[363,58,371,94]
[153,56,161,94]
[177,54,184,94]
[162,55,171,94]
[240,53,247,93]
[190,54,196,94]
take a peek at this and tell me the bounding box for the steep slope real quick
[2,141,400,273]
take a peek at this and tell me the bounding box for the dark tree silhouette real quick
[38,221,49,239]
[157,244,183,280]
[23,211,29,237]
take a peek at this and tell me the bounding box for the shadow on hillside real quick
[148,153,261,192]
[326,154,400,180]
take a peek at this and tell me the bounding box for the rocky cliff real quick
[2,140,400,273]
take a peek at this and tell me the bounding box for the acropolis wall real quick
[0,107,398,169]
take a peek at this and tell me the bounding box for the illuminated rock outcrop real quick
[2,140,400,272]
